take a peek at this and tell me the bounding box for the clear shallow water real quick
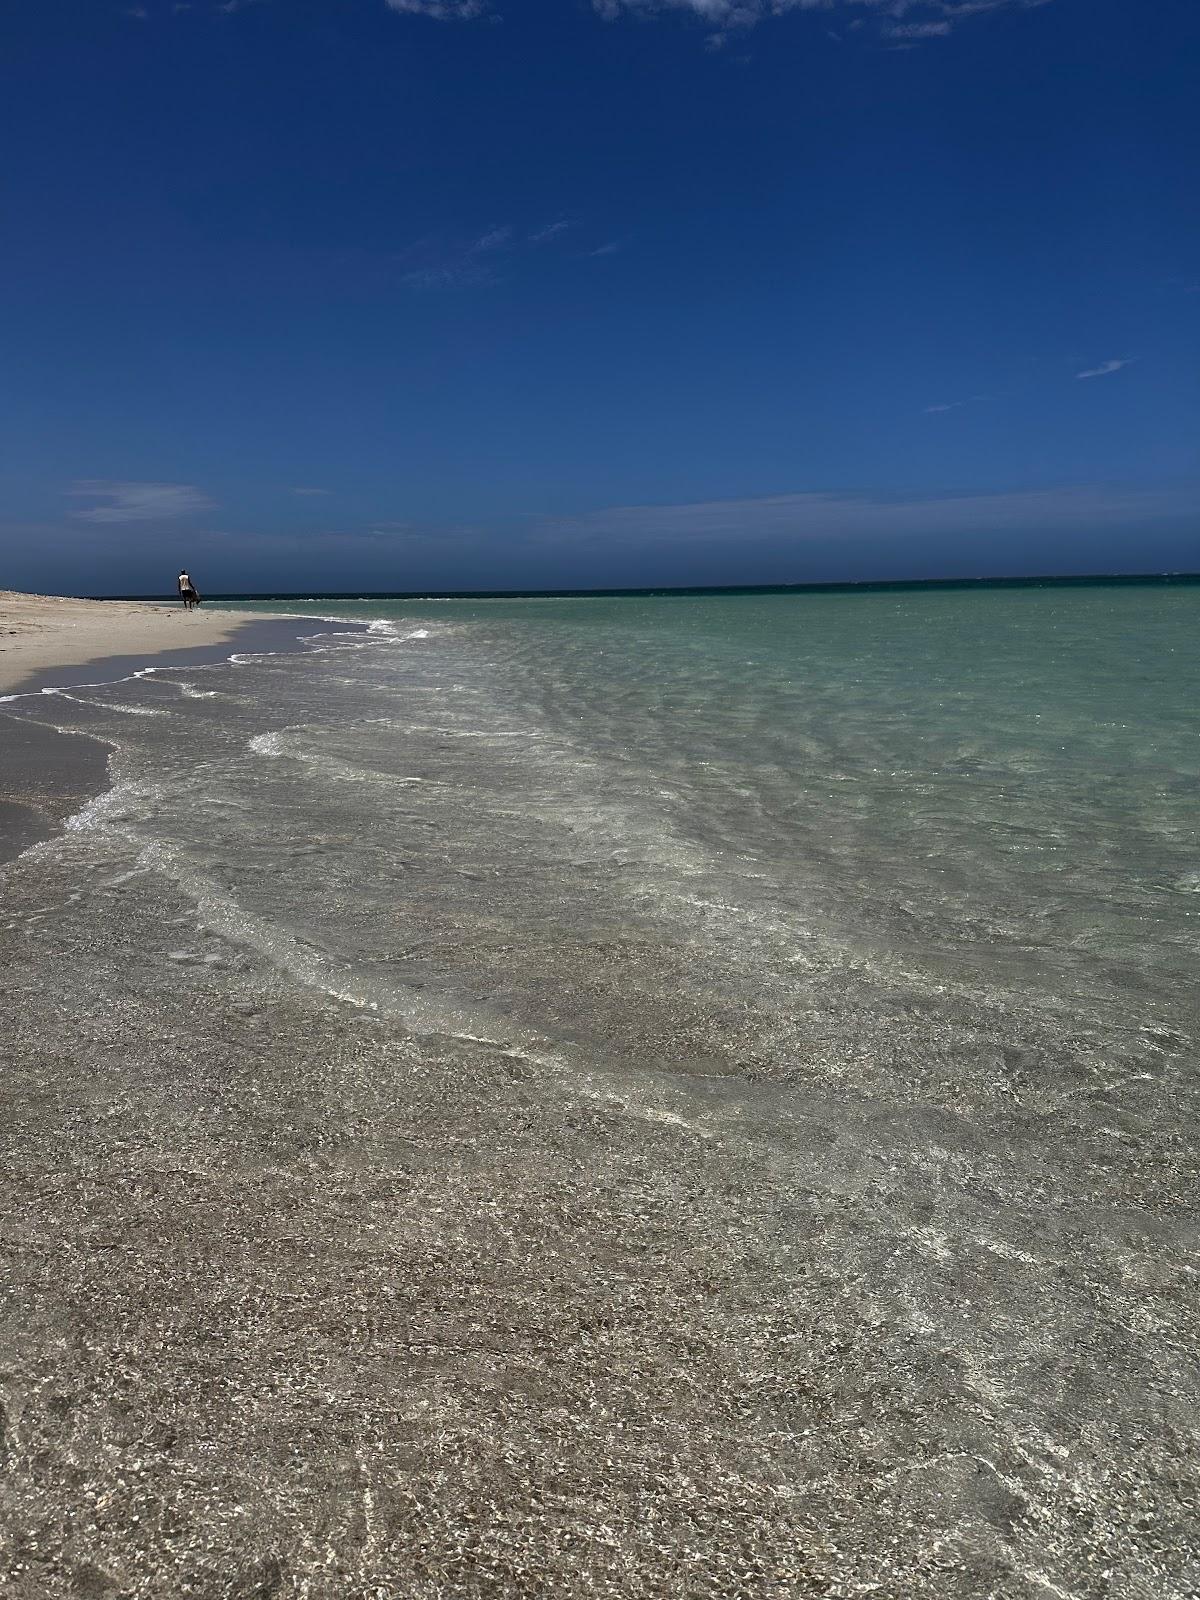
[226,582,1200,1025]
[2,580,1198,1595]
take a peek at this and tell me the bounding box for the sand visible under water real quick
[1,588,1196,1598]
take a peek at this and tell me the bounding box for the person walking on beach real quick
[177,569,200,610]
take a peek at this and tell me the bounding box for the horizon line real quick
[93,571,1200,603]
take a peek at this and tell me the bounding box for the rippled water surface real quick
[2,580,1197,1597]
[229,580,1200,1018]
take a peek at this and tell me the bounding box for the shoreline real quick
[2,615,343,699]
[0,589,290,697]
[0,585,1196,1594]
[0,597,365,866]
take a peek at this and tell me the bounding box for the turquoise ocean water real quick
[3,576,1197,1592]
[223,579,1200,1034]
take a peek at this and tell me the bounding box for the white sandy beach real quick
[0,590,267,694]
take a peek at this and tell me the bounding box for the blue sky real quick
[1,0,1197,593]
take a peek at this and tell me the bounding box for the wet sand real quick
[1,598,1195,1598]
[0,597,361,864]
[0,719,111,864]
[0,592,271,697]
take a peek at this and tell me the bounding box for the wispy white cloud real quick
[529,484,1191,548]
[924,392,988,414]
[471,225,515,253]
[123,0,262,15]
[69,481,214,523]
[120,0,268,16]
[590,0,1054,45]
[885,20,952,40]
[384,0,487,18]
[399,219,602,287]
[380,0,1054,38]
[586,240,624,257]
[1076,358,1134,380]
[400,261,496,290]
